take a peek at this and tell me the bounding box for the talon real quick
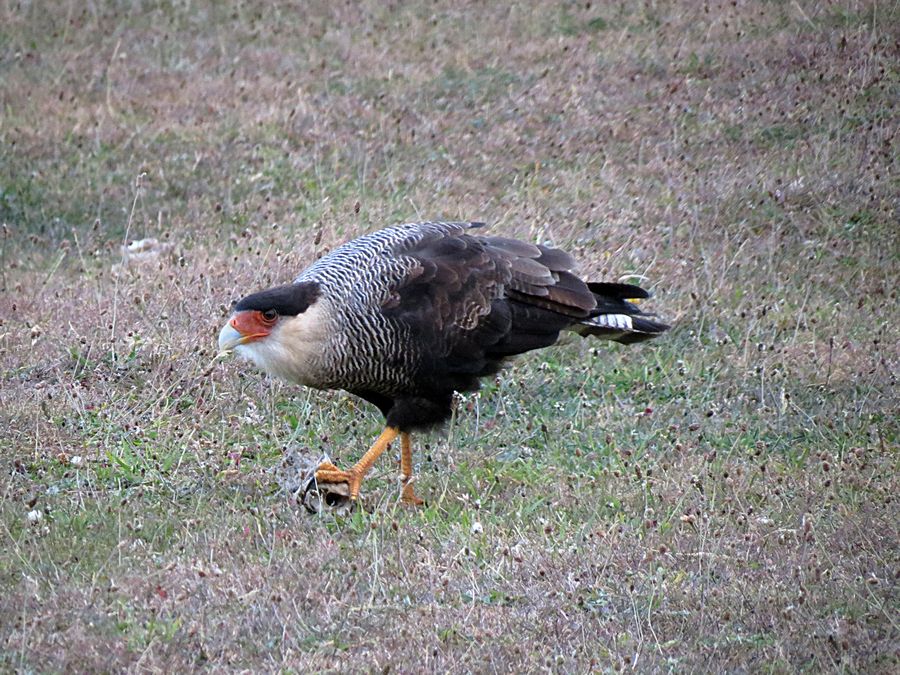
[315,460,341,473]
[313,462,362,499]
[313,462,353,486]
[401,481,425,506]
[301,462,355,513]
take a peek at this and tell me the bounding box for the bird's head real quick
[218,282,324,383]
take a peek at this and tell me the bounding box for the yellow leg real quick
[400,432,424,505]
[314,427,399,500]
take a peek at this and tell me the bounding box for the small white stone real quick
[471,521,483,534]
[27,510,42,524]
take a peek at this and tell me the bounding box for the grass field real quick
[1,1,897,672]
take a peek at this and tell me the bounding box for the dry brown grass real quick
[1,1,898,672]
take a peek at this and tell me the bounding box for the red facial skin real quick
[230,310,277,343]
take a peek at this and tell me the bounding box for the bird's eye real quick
[262,309,278,322]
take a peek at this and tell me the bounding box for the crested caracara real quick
[219,221,668,506]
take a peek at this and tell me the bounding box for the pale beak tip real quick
[218,322,244,355]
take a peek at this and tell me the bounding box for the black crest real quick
[235,282,320,316]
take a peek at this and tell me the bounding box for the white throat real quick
[233,301,330,387]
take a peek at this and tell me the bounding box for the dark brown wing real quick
[381,225,597,393]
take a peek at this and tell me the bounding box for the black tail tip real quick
[587,281,651,300]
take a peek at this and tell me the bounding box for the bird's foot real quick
[300,460,358,514]
[313,461,358,492]
[400,477,425,506]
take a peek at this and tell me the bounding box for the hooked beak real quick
[218,311,272,353]
[218,322,246,353]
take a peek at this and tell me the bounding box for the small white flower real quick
[70,455,84,468]
[27,510,42,524]
[471,521,483,534]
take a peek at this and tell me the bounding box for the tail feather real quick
[586,281,650,300]
[573,283,669,344]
